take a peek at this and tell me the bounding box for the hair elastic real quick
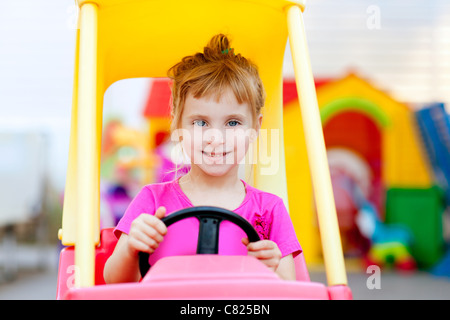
[221,48,233,55]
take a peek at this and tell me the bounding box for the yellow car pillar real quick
[286,5,347,286]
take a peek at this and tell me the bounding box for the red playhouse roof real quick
[283,78,332,105]
[143,78,172,118]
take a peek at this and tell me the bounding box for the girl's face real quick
[178,88,261,177]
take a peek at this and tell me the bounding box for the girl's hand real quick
[127,206,167,257]
[241,238,282,272]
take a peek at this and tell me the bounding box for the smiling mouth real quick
[202,151,229,157]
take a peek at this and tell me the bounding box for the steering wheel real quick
[138,206,260,278]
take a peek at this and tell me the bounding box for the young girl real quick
[104,34,302,283]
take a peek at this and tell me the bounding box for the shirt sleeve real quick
[269,198,302,258]
[114,186,156,238]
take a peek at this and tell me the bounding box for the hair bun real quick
[203,34,233,59]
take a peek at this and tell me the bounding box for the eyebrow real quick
[185,113,210,120]
[227,113,247,119]
[186,113,246,120]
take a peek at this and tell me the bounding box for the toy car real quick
[57,0,352,300]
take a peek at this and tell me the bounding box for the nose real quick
[205,128,224,147]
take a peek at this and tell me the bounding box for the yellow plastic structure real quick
[283,73,433,263]
[316,74,433,188]
[61,0,347,288]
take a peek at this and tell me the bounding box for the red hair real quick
[168,34,265,131]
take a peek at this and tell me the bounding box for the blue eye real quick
[228,120,240,127]
[193,120,207,127]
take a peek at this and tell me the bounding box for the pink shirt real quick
[115,177,302,266]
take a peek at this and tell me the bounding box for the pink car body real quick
[57,228,352,300]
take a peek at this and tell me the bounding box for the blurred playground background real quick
[1,0,450,299]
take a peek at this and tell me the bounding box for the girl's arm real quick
[103,233,142,283]
[104,207,167,284]
[275,254,296,280]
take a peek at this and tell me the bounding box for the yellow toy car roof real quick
[62,0,347,289]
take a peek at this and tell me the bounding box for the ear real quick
[256,113,263,131]
[250,114,263,142]
[170,128,184,143]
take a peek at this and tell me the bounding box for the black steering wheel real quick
[138,206,260,278]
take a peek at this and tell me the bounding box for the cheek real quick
[229,131,251,158]
[181,138,192,158]
[180,127,204,156]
